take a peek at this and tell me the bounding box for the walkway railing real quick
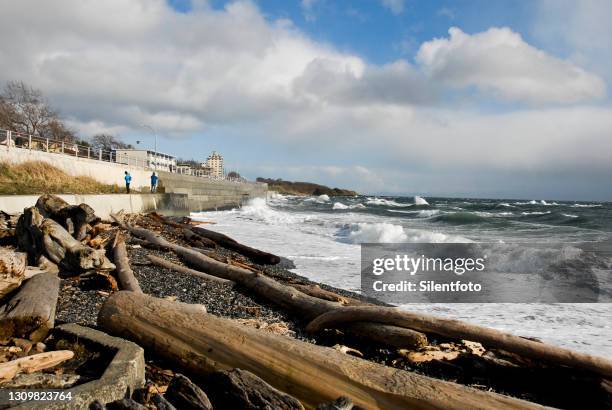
[0,128,258,184]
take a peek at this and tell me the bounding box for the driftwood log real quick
[0,272,60,342]
[112,234,142,293]
[117,220,427,350]
[305,306,612,379]
[0,350,74,383]
[98,291,546,410]
[35,194,99,241]
[15,207,45,265]
[165,373,213,410]
[0,249,26,300]
[148,212,280,265]
[39,217,115,273]
[146,255,233,285]
[190,226,281,265]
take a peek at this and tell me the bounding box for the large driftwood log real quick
[147,255,233,285]
[149,212,280,265]
[36,194,98,241]
[305,306,612,379]
[0,350,74,383]
[39,218,115,273]
[0,271,60,342]
[112,234,142,293]
[98,292,545,410]
[119,221,426,349]
[15,207,45,265]
[0,249,26,300]
[190,226,281,265]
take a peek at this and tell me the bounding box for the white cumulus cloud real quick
[417,27,606,104]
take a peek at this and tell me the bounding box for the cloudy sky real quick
[1,0,611,200]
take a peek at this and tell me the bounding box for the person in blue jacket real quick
[124,171,132,193]
[150,172,158,193]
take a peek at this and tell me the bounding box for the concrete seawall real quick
[0,145,267,211]
[0,193,191,219]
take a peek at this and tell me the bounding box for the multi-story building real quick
[176,164,192,175]
[114,149,176,172]
[203,151,224,179]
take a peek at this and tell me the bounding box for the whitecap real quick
[414,196,429,205]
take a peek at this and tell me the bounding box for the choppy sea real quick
[193,194,612,357]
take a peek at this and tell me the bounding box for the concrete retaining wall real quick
[0,193,190,219]
[0,145,267,211]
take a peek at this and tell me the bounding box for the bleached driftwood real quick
[0,350,74,383]
[0,249,26,300]
[112,233,142,293]
[98,292,544,410]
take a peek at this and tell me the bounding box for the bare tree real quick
[90,134,133,152]
[0,81,56,136]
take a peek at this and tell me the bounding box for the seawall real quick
[0,193,190,219]
[0,145,266,211]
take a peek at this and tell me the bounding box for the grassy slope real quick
[257,178,358,196]
[0,161,122,195]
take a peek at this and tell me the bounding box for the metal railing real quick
[0,128,256,184]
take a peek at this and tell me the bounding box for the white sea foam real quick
[387,209,439,217]
[341,222,469,244]
[414,196,429,205]
[562,213,579,218]
[366,197,412,207]
[498,202,514,207]
[540,200,559,206]
[317,194,330,202]
[333,202,366,210]
[521,211,551,216]
[571,203,602,208]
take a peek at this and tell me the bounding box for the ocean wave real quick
[239,197,312,224]
[432,212,489,224]
[562,213,579,218]
[414,196,429,205]
[387,209,440,217]
[332,202,366,210]
[571,203,602,208]
[498,202,514,208]
[338,222,469,244]
[520,211,552,216]
[366,197,412,207]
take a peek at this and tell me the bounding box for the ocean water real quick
[192,194,612,357]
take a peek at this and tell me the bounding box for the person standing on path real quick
[124,171,132,193]
[150,172,158,193]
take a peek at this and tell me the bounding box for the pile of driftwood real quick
[2,194,611,409]
[0,193,118,387]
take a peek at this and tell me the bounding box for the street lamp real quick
[140,124,157,170]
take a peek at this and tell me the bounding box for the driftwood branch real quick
[0,350,74,384]
[146,255,233,285]
[112,233,143,293]
[98,292,543,410]
[305,306,612,378]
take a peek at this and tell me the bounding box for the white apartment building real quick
[176,164,192,175]
[115,149,176,172]
[203,151,224,179]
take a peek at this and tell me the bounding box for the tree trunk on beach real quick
[0,271,60,342]
[35,194,99,241]
[305,306,612,379]
[98,291,545,410]
[112,233,142,293]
